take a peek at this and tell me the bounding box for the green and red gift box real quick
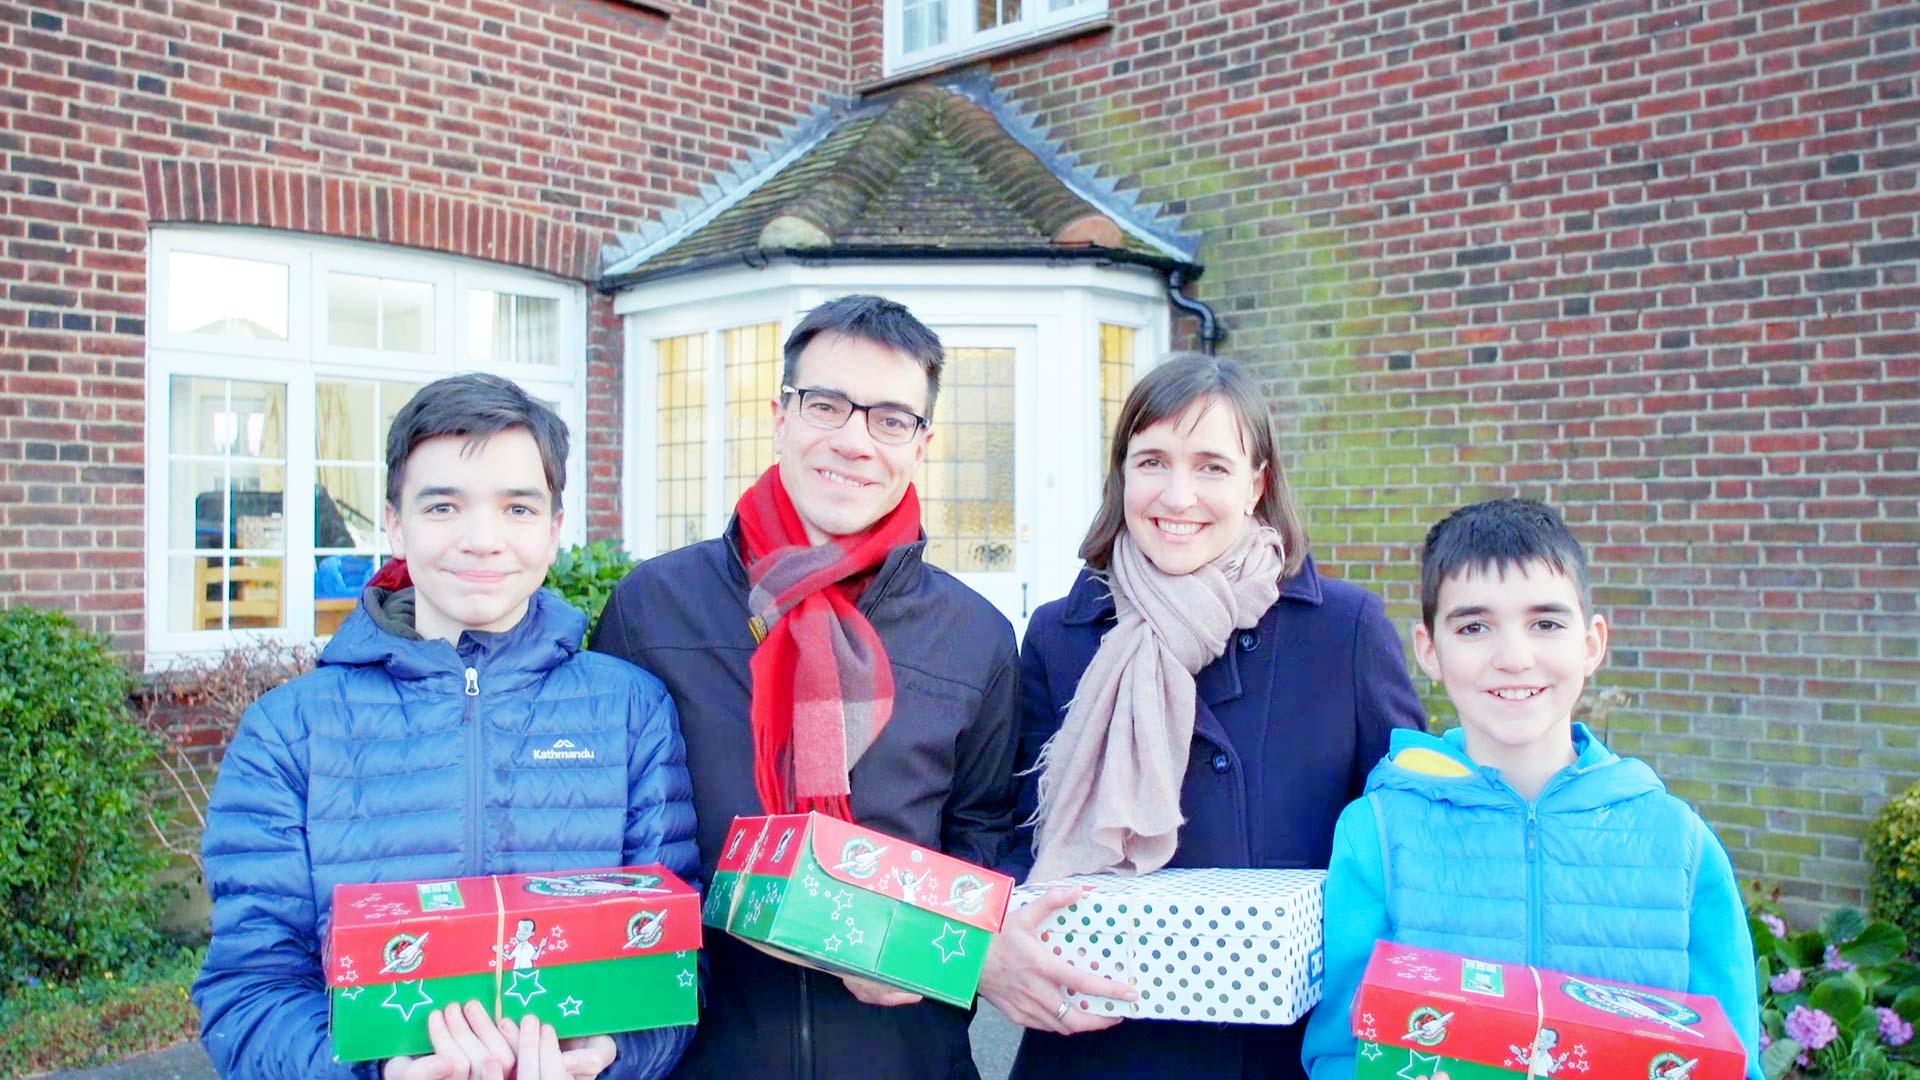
[705,812,1012,1007]
[1351,942,1748,1079]
[327,866,701,1062]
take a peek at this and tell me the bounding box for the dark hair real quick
[782,294,945,414]
[385,372,569,512]
[1079,352,1309,577]
[1418,498,1591,629]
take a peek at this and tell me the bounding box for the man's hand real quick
[978,885,1137,1035]
[383,1002,516,1080]
[840,973,924,1007]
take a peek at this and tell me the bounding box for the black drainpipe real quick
[1165,268,1225,355]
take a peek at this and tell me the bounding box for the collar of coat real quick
[1058,552,1326,626]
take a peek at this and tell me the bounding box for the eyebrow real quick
[412,485,549,502]
[1443,602,1577,620]
[1128,445,1236,462]
[809,386,922,414]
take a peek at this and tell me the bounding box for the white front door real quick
[916,325,1038,636]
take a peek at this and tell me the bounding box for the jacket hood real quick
[1364,722,1664,813]
[319,586,586,686]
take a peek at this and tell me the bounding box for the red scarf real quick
[737,466,921,820]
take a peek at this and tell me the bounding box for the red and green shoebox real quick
[326,866,701,1061]
[704,812,1013,1007]
[1351,942,1748,1080]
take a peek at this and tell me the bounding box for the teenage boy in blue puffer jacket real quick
[1301,499,1762,1080]
[195,374,698,1080]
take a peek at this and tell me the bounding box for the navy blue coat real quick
[194,589,700,1080]
[1003,558,1425,1080]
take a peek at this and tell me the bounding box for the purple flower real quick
[1760,913,1787,938]
[1760,1029,1772,1052]
[1879,1006,1914,1048]
[1785,1005,1841,1051]
[1825,943,1856,972]
[1769,968,1804,994]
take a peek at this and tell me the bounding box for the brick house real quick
[3,0,1915,916]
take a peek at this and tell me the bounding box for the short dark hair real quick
[1079,352,1309,577]
[385,373,569,512]
[781,294,945,414]
[1419,498,1591,629]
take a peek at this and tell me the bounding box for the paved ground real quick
[42,1007,1022,1080]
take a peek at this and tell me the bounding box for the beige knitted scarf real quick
[1027,524,1285,882]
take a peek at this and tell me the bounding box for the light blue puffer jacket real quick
[194,588,699,1080]
[1302,724,1762,1080]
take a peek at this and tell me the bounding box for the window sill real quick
[864,16,1114,95]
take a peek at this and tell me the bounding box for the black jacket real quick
[591,525,1020,1080]
[1003,559,1426,1080]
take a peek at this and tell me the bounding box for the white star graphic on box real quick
[1396,1049,1441,1080]
[677,969,695,988]
[557,996,584,1017]
[830,890,854,915]
[1359,1043,1382,1062]
[505,970,548,1007]
[824,934,843,953]
[847,924,865,946]
[340,956,356,969]
[1385,953,1421,966]
[340,986,364,1001]
[338,968,360,984]
[802,872,820,896]
[932,923,967,963]
[382,980,435,1021]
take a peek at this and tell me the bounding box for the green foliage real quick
[0,943,203,1073]
[0,607,173,987]
[544,540,638,643]
[1749,882,1920,1079]
[1871,783,1920,958]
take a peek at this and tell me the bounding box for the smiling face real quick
[384,427,563,642]
[1120,396,1265,576]
[1412,559,1609,777]
[772,331,932,545]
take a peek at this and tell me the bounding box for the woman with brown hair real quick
[999,353,1425,1079]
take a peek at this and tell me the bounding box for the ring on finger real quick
[1054,998,1071,1022]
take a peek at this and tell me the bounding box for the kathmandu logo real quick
[1561,977,1704,1039]
[1649,1052,1700,1080]
[380,932,428,976]
[1404,1006,1454,1046]
[533,738,596,762]
[837,837,881,879]
[523,872,667,898]
[624,910,666,950]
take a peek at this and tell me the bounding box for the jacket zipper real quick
[797,967,813,1080]
[465,666,482,878]
[1525,803,1541,967]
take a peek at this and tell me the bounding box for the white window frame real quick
[144,227,588,665]
[884,0,1108,77]
[614,262,1168,625]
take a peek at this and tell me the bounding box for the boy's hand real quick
[840,973,924,1006]
[384,1002,516,1080]
[500,1017,616,1080]
[978,884,1136,1035]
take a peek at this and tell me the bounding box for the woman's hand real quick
[840,973,925,1006]
[495,1018,617,1080]
[383,1002,516,1080]
[977,885,1137,1035]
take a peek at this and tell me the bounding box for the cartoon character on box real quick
[1508,1027,1569,1076]
[496,918,549,971]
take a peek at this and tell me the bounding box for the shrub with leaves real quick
[1750,884,1920,1079]
[1872,783,1920,959]
[0,607,172,986]
[545,539,638,643]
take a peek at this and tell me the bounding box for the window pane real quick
[903,0,948,51]
[385,280,433,353]
[1099,323,1135,474]
[327,273,380,349]
[184,556,286,632]
[317,380,376,461]
[470,290,558,366]
[166,375,288,632]
[657,334,708,552]
[316,466,378,550]
[724,322,781,506]
[167,252,289,340]
[976,0,1020,30]
[318,379,427,546]
[921,347,1015,573]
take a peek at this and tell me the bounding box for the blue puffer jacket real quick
[194,588,700,1080]
[1301,724,1762,1080]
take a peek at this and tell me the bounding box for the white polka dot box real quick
[325,865,702,1062]
[1348,941,1750,1080]
[1012,867,1327,1025]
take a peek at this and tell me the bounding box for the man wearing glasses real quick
[593,296,1123,1078]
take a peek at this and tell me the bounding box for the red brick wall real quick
[1,0,847,651]
[980,0,1919,913]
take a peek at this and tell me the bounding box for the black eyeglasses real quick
[781,385,929,445]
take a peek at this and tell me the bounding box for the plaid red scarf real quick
[737,465,921,820]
